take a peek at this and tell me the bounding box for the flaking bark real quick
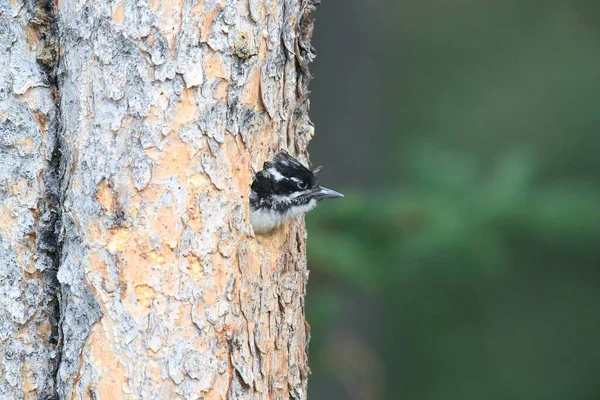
[1,0,318,398]
[0,0,61,398]
[55,0,318,399]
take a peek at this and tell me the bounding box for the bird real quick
[249,152,344,234]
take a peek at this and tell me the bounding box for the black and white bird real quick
[250,152,343,234]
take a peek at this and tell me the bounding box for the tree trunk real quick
[0,1,60,398]
[1,0,318,398]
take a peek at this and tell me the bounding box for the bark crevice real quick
[29,0,64,398]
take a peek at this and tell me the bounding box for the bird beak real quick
[314,186,344,200]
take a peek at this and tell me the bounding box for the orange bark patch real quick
[245,240,263,276]
[211,252,232,295]
[89,250,114,292]
[0,208,13,242]
[171,88,197,133]
[203,284,218,306]
[32,109,48,131]
[177,303,200,341]
[111,2,125,24]
[188,172,210,189]
[70,173,82,190]
[127,193,142,219]
[165,32,177,57]
[22,356,37,397]
[156,0,182,38]
[107,227,131,254]
[204,375,230,400]
[185,173,210,231]
[96,180,115,213]
[87,221,105,243]
[205,51,227,79]
[160,264,180,297]
[119,232,151,289]
[18,137,35,154]
[154,136,193,179]
[214,79,229,101]
[133,284,156,311]
[147,31,156,47]
[259,29,268,61]
[25,25,39,48]
[118,230,178,298]
[140,184,165,203]
[185,254,205,279]
[88,323,128,400]
[242,67,262,111]
[154,0,182,56]
[143,146,162,162]
[200,7,221,43]
[225,135,251,197]
[89,251,105,269]
[184,192,203,233]
[152,206,182,248]
[257,222,291,250]
[15,241,35,274]
[37,320,53,341]
[10,178,28,196]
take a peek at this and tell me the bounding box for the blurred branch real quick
[307,145,600,291]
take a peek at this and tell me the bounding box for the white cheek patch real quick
[284,199,318,220]
[268,168,286,181]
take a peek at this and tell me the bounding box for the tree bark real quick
[0,1,60,398]
[2,0,318,398]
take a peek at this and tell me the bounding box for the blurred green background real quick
[304,1,600,399]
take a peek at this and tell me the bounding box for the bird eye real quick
[297,181,307,190]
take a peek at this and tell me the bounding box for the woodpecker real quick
[250,152,343,234]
